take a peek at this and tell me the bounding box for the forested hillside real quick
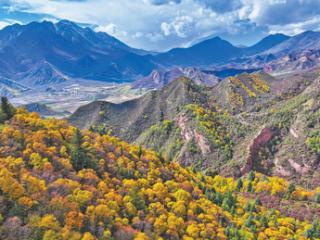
[70,70,320,188]
[0,102,319,239]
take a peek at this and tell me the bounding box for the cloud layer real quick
[1,0,320,50]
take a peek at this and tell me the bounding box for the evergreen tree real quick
[286,183,296,199]
[137,145,143,160]
[247,181,253,192]
[130,187,146,211]
[248,171,255,181]
[316,193,320,203]
[244,201,255,212]
[255,197,261,206]
[70,129,82,170]
[306,219,320,239]
[221,191,236,212]
[214,191,224,206]
[0,97,15,122]
[70,128,92,171]
[260,215,268,228]
[245,214,255,228]
[159,110,164,122]
[236,178,243,191]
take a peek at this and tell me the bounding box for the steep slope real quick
[220,69,320,187]
[133,67,220,89]
[265,31,320,56]
[16,61,68,86]
[69,77,208,142]
[24,103,70,118]
[264,49,320,73]
[0,78,29,97]
[0,20,155,85]
[244,34,290,56]
[242,73,320,186]
[0,108,319,239]
[211,71,276,114]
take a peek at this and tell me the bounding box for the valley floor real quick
[9,80,145,118]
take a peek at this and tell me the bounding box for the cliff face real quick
[241,127,280,175]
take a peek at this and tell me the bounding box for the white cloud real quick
[132,31,143,39]
[95,23,128,38]
[268,16,320,35]
[160,22,171,36]
[3,0,320,50]
[0,19,22,30]
[143,0,181,5]
[0,21,10,30]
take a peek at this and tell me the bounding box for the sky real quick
[0,0,320,51]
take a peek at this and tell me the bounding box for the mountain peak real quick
[245,33,290,55]
[300,30,316,35]
[264,30,320,56]
[0,19,155,83]
[55,19,82,30]
[57,19,77,25]
[199,36,231,46]
[209,36,223,41]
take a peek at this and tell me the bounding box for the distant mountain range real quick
[152,34,289,67]
[133,67,220,89]
[0,20,155,86]
[1,20,320,94]
[230,31,320,73]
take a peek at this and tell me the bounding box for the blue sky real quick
[1,0,320,51]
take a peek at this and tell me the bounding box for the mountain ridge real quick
[1,20,320,98]
[70,69,320,188]
[0,20,155,86]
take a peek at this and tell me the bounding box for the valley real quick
[10,80,145,118]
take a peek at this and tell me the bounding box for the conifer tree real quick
[0,97,15,122]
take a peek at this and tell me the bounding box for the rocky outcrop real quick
[288,159,311,175]
[241,127,279,174]
[176,114,211,155]
[133,67,219,89]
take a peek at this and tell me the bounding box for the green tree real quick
[0,97,15,123]
[236,178,243,191]
[245,214,255,228]
[129,187,146,211]
[305,219,320,239]
[260,215,268,228]
[159,110,164,122]
[137,145,143,160]
[70,129,93,171]
[221,191,236,212]
[315,193,320,203]
[247,181,253,192]
[248,171,255,182]
[287,183,296,199]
